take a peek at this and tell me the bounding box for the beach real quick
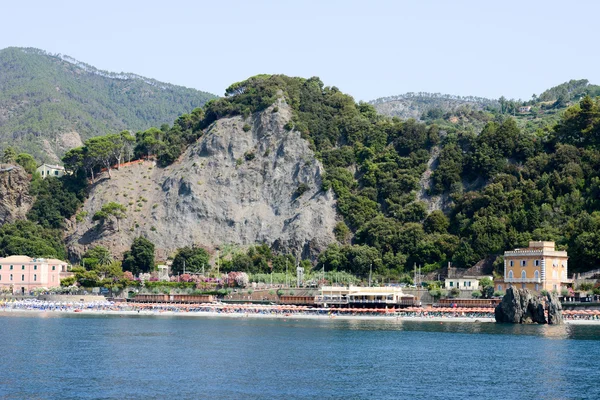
[1,300,599,324]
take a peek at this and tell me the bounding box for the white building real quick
[444,276,489,291]
[36,164,65,179]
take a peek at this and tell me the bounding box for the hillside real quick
[0,47,216,162]
[370,92,499,120]
[6,74,600,279]
[66,98,337,260]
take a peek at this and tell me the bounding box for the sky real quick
[1,0,599,101]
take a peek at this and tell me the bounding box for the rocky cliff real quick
[0,164,33,224]
[66,99,338,260]
[495,287,563,324]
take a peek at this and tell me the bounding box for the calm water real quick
[1,315,599,400]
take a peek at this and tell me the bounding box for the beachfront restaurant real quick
[315,286,416,309]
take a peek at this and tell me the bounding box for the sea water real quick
[0,315,599,399]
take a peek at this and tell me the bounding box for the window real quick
[467,281,471,287]
[521,270,526,279]
[534,270,539,279]
[449,281,454,287]
[535,260,540,266]
[10,265,13,270]
[54,170,59,176]
[535,284,539,291]
[34,274,37,282]
[521,283,526,289]
[509,260,514,267]
[520,260,527,267]
[34,265,37,270]
[10,274,12,281]
[22,265,25,270]
[52,266,56,271]
[498,284,502,291]
[21,274,24,281]
[508,271,513,279]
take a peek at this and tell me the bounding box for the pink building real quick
[0,255,71,295]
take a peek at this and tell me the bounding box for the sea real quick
[0,314,599,400]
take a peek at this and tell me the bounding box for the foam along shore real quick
[1,299,599,324]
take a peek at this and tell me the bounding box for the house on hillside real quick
[0,255,72,294]
[499,241,571,293]
[518,106,532,113]
[36,164,65,179]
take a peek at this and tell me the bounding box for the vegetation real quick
[5,71,600,281]
[196,75,600,276]
[93,202,127,231]
[122,236,155,275]
[171,246,210,275]
[0,47,216,162]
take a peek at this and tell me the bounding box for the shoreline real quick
[1,308,598,324]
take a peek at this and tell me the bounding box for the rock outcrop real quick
[66,99,338,261]
[0,164,33,224]
[546,291,564,325]
[495,287,564,324]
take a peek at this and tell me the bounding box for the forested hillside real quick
[0,47,216,162]
[195,75,600,276]
[4,73,600,280]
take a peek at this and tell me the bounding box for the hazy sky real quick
[1,0,598,101]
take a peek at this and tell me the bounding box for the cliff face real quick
[66,99,338,260]
[0,165,33,224]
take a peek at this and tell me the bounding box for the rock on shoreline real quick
[495,287,563,324]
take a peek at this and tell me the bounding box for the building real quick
[444,276,488,291]
[501,241,571,292]
[518,106,532,113]
[444,265,492,291]
[0,255,71,294]
[36,164,65,179]
[315,285,416,308]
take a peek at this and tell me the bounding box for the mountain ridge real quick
[0,47,217,162]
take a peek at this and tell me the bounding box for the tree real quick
[86,136,117,178]
[3,147,17,163]
[82,246,112,270]
[424,210,449,234]
[15,153,37,174]
[94,261,124,282]
[171,246,210,275]
[479,276,494,298]
[93,202,127,231]
[122,236,155,275]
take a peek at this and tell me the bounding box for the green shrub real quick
[244,151,256,161]
[471,290,482,298]
[242,123,251,132]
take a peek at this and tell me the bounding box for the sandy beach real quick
[1,307,598,324]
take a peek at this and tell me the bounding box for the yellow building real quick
[500,241,571,293]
